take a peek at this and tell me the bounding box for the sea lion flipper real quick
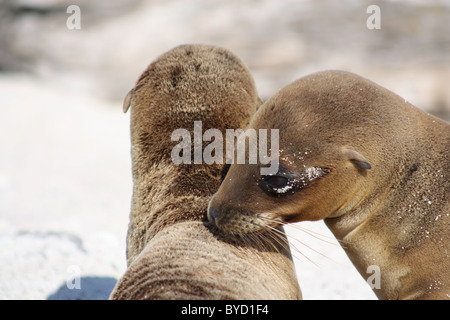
[123,89,133,113]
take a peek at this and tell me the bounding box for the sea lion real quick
[110,221,301,299]
[208,70,449,300]
[110,44,302,299]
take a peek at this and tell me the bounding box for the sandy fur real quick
[110,45,301,300]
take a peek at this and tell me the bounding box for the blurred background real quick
[0,0,448,300]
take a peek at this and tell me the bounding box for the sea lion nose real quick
[207,206,221,225]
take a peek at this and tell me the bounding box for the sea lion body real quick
[110,45,301,300]
[111,222,300,299]
[208,70,449,299]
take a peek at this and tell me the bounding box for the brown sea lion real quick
[110,44,302,299]
[208,70,449,300]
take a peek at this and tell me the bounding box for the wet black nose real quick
[208,207,221,225]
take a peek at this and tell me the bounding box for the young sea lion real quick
[110,44,302,300]
[208,70,449,300]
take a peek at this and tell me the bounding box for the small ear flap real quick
[123,89,133,113]
[343,148,372,170]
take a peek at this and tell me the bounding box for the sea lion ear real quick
[123,89,133,113]
[342,148,372,170]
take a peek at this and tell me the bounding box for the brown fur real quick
[110,45,301,300]
[208,70,449,299]
[110,221,301,299]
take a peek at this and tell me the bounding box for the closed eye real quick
[258,166,330,198]
[258,174,297,197]
[265,176,289,189]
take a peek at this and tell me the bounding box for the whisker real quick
[269,230,318,265]
[282,221,349,251]
[257,216,340,265]
[248,222,285,253]
[258,231,283,254]
[242,228,271,253]
[259,216,341,246]
[247,231,267,251]
[257,225,289,254]
[285,224,340,247]
[288,238,321,267]
[285,221,349,247]
[259,224,290,246]
[249,221,319,266]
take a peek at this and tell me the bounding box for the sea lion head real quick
[208,71,383,235]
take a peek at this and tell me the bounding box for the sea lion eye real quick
[258,166,330,198]
[266,176,288,188]
[258,174,294,197]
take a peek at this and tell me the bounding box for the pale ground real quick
[0,74,377,300]
[1,0,448,300]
